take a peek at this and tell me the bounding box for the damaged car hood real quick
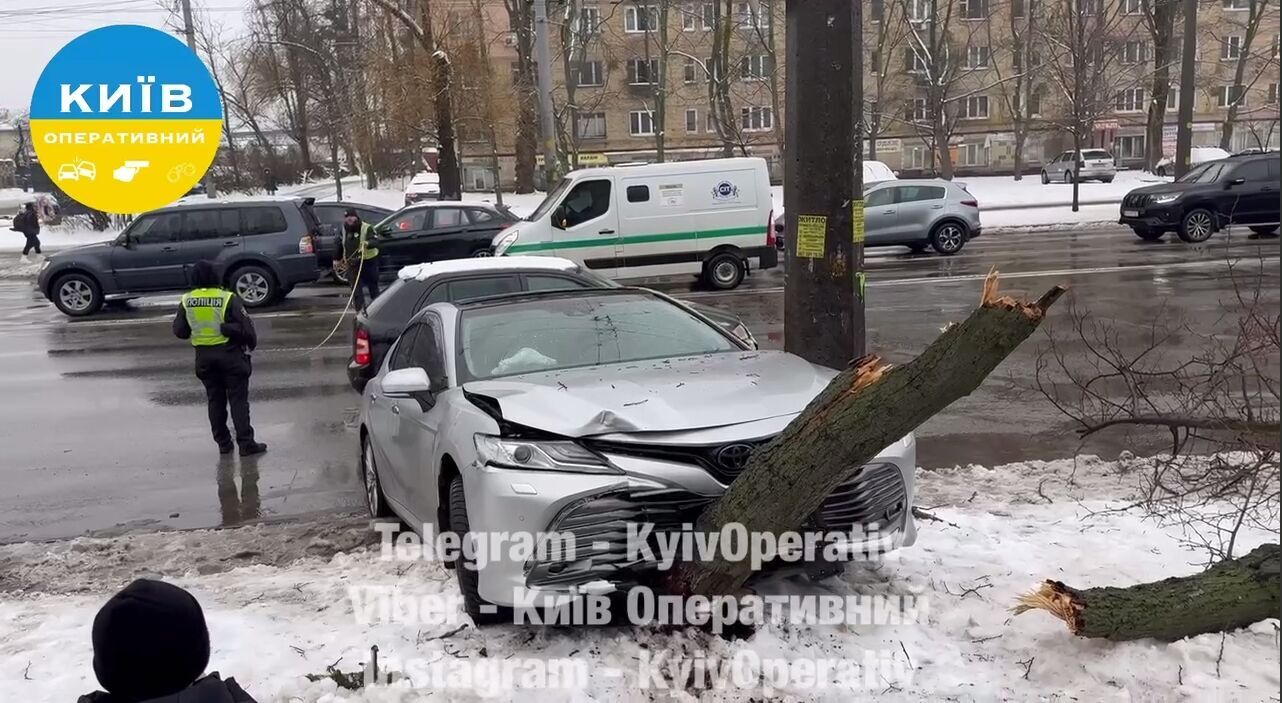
[462,350,837,436]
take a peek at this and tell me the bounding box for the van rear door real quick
[549,177,619,277]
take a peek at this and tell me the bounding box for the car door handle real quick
[391,404,400,415]
[931,204,944,209]
[161,246,176,252]
[599,229,616,235]
[369,392,378,402]
[222,240,238,247]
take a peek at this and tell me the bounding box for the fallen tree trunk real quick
[669,271,1067,596]
[1013,543,1280,641]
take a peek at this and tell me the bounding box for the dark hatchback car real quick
[38,199,324,316]
[1119,153,1280,242]
[310,201,394,280]
[368,202,518,281]
[347,257,758,392]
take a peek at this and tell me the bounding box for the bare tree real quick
[1038,0,1138,207]
[502,0,538,192]
[986,0,1042,179]
[867,0,910,163]
[1204,0,1277,151]
[1140,0,1180,171]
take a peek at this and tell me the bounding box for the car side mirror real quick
[383,367,432,397]
[1225,177,1246,188]
[774,222,784,233]
[116,233,132,248]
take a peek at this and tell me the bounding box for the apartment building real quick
[450,0,1279,186]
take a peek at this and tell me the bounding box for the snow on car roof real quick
[397,256,577,281]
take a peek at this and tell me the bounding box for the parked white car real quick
[404,171,442,204]
[1041,149,1116,183]
[1154,147,1231,178]
[358,287,917,623]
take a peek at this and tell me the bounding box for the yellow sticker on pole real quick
[795,215,827,259]
[852,199,866,244]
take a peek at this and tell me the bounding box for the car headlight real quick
[474,434,621,474]
[1151,193,1181,204]
[39,258,51,271]
[493,230,519,256]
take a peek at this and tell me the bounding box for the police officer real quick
[172,261,267,457]
[342,208,382,310]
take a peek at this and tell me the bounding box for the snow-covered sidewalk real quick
[1,456,1275,702]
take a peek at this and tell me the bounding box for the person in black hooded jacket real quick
[78,579,257,703]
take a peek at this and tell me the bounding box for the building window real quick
[908,0,932,21]
[683,58,699,83]
[683,3,713,30]
[1269,82,1279,104]
[960,143,987,166]
[1012,49,1041,71]
[1120,41,1148,65]
[1081,0,1102,15]
[575,112,606,139]
[871,49,881,72]
[1218,84,1246,107]
[685,108,699,133]
[907,146,928,169]
[1121,0,1143,14]
[1115,87,1145,112]
[906,97,928,121]
[629,110,656,136]
[1114,135,1145,160]
[735,2,771,29]
[573,61,604,87]
[1222,0,1248,9]
[577,6,602,35]
[625,5,659,32]
[904,48,928,72]
[1222,36,1244,61]
[1012,0,1026,17]
[627,58,661,85]
[960,0,989,19]
[965,45,991,69]
[1166,85,1180,111]
[741,106,773,131]
[706,111,719,133]
[741,54,774,80]
[961,95,989,119]
[872,0,884,22]
[1020,84,1044,116]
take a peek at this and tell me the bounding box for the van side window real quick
[626,185,650,203]
[241,207,288,236]
[556,180,612,228]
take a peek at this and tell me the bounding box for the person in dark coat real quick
[78,579,257,703]
[172,261,267,456]
[342,208,382,311]
[12,202,41,258]
[262,168,277,196]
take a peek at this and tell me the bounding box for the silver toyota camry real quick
[359,288,917,622]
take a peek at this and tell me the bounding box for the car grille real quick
[526,441,908,590]
[1123,193,1152,208]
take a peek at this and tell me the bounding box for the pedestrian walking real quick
[172,261,267,457]
[342,208,382,311]
[262,168,277,196]
[11,202,41,262]
[78,579,258,703]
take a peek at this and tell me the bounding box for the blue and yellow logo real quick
[30,25,222,215]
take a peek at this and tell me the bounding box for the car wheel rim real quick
[59,280,92,312]
[937,226,963,252]
[713,260,738,285]
[1187,213,1212,241]
[236,272,269,303]
[472,250,492,258]
[364,442,380,516]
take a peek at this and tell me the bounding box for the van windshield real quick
[526,178,573,222]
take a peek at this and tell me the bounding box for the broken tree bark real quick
[1014,543,1280,641]
[669,271,1067,596]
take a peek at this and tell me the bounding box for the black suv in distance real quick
[39,199,324,317]
[1119,153,1280,242]
[371,202,519,281]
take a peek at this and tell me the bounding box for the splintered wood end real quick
[1012,580,1084,635]
[848,355,891,393]
[980,268,1068,321]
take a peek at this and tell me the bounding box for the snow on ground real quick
[1,456,1275,702]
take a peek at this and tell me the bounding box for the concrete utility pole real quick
[1174,0,1197,178]
[783,0,861,369]
[533,0,559,188]
[180,0,217,198]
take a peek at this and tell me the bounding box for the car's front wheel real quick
[1100,177,1114,184]
[448,475,510,625]
[362,436,393,518]
[51,272,104,317]
[1040,171,1049,184]
[1250,225,1279,237]
[471,247,493,258]
[230,264,278,307]
[703,251,746,290]
[1062,170,1074,184]
[1156,166,1168,178]
[929,222,966,255]
[1178,208,1216,243]
[1132,226,1164,241]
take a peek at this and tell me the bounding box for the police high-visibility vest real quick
[358,222,379,260]
[181,288,234,347]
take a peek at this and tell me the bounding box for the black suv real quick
[1119,153,1280,242]
[370,202,519,281]
[347,259,757,392]
[39,199,324,316]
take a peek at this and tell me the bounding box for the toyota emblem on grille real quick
[715,443,755,472]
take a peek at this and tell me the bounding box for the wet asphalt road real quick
[0,225,1276,542]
